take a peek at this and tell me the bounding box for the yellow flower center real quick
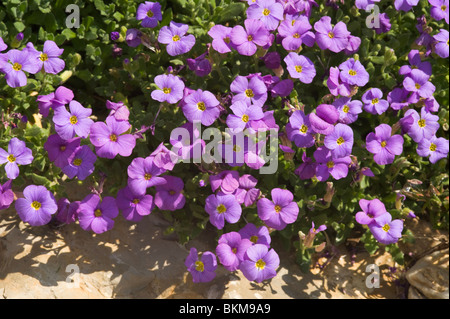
[12,62,22,71]
[39,53,48,62]
[327,161,334,168]
[418,119,426,128]
[7,154,16,163]
[245,89,254,98]
[60,145,66,151]
[262,8,271,16]
[73,158,82,166]
[382,224,390,232]
[242,114,249,123]
[274,205,282,213]
[336,137,345,145]
[429,143,437,152]
[233,144,241,152]
[295,65,303,73]
[144,173,152,180]
[224,37,230,43]
[163,87,171,94]
[70,115,78,125]
[197,102,206,111]
[415,83,421,90]
[250,235,259,244]
[348,69,357,76]
[381,141,387,148]
[255,259,266,270]
[232,247,237,254]
[109,134,118,142]
[247,35,253,42]
[343,105,350,113]
[169,190,176,195]
[372,98,379,105]
[132,198,140,204]
[31,201,41,210]
[195,261,204,272]
[217,204,227,214]
[328,32,334,39]
[299,124,308,133]
[293,33,300,38]
[291,20,296,26]
[147,10,154,17]
[172,35,180,42]
[442,5,447,11]
[94,209,102,217]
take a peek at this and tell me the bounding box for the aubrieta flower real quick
[0,137,33,179]
[186,51,212,77]
[127,156,167,195]
[216,231,253,271]
[136,1,162,28]
[90,117,136,159]
[0,48,40,87]
[170,122,204,161]
[44,134,81,168]
[309,104,340,135]
[333,97,363,124]
[26,40,65,74]
[285,110,315,148]
[314,16,350,53]
[295,152,317,180]
[327,66,352,97]
[150,143,178,171]
[284,52,316,84]
[182,89,220,126]
[433,29,449,59]
[55,198,80,225]
[116,186,154,222]
[257,188,299,230]
[185,247,217,283]
[344,35,362,55]
[158,21,196,56]
[110,31,120,41]
[230,18,270,56]
[355,0,380,10]
[0,37,7,51]
[403,69,436,99]
[0,180,14,210]
[387,88,410,111]
[399,49,432,78]
[366,124,404,165]
[277,15,314,51]
[369,212,404,245]
[78,194,119,234]
[208,24,234,54]
[125,28,142,47]
[374,13,391,34]
[403,107,440,143]
[338,58,370,87]
[230,75,267,107]
[239,223,271,247]
[394,0,420,12]
[246,0,284,31]
[362,88,389,115]
[15,185,57,226]
[324,123,354,159]
[154,175,186,211]
[355,198,388,225]
[261,51,281,69]
[429,0,449,24]
[210,170,240,194]
[310,221,327,235]
[416,135,449,163]
[314,146,351,181]
[240,244,280,283]
[205,193,242,230]
[234,174,261,207]
[226,101,264,132]
[106,100,130,122]
[62,145,96,181]
[151,74,185,104]
[53,101,94,140]
[37,86,74,118]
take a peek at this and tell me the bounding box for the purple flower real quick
[434,29,449,59]
[246,0,284,31]
[429,0,449,24]
[230,75,267,107]
[369,213,403,245]
[327,66,352,97]
[309,104,340,135]
[361,88,389,115]
[170,122,205,161]
[89,117,136,159]
[205,193,242,230]
[106,100,130,121]
[0,137,33,179]
[78,194,119,234]
[403,107,440,143]
[125,28,142,47]
[387,88,410,111]
[394,0,420,12]
[110,31,120,41]
[296,0,318,16]
[333,97,363,124]
[15,185,57,226]
[257,188,299,230]
[210,170,240,195]
[338,58,369,87]
[116,186,154,222]
[399,50,432,78]
[0,180,14,210]
[37,86,74,118]
[295,152,317,180]
[403,69,436,99]
[310,221,327,235]
[261,51,281,69]
[239,223,271,247]
[248,110,279,133]
[0,37,7,51]
[62,145,96,181]
[355,198,388,225]
[324,123,354,159]
[185,248,217,283]
[0,48,41,87]
[182,89,220,126]
[314,146,351,181]
[366,124,404,165]
[344,35,361,55]
[216,232,253,271]
[240,244,279,283]
[154,175,186,211]
[226,101,264,132]
[355,0,380,10]
[417,135,449,164]
[136,1,162,28]
[186,52,212,77]
[314,16,350,53]
[230,19,270,56]
[208,24,234,53]
[284,52,316,84]
[158,21,196,56]
[285,110,315,148]
[277,15,314,51]
[53,101,94,140]
[151,74,185,104]
[55,198,79,224]
[27,40,65,74]
[127,156,167,195]
[374,13,391,34]
[150,143,178,171]
[44,134,81,168]
[235,174,261,207]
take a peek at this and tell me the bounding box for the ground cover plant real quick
[0,0,449,284]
